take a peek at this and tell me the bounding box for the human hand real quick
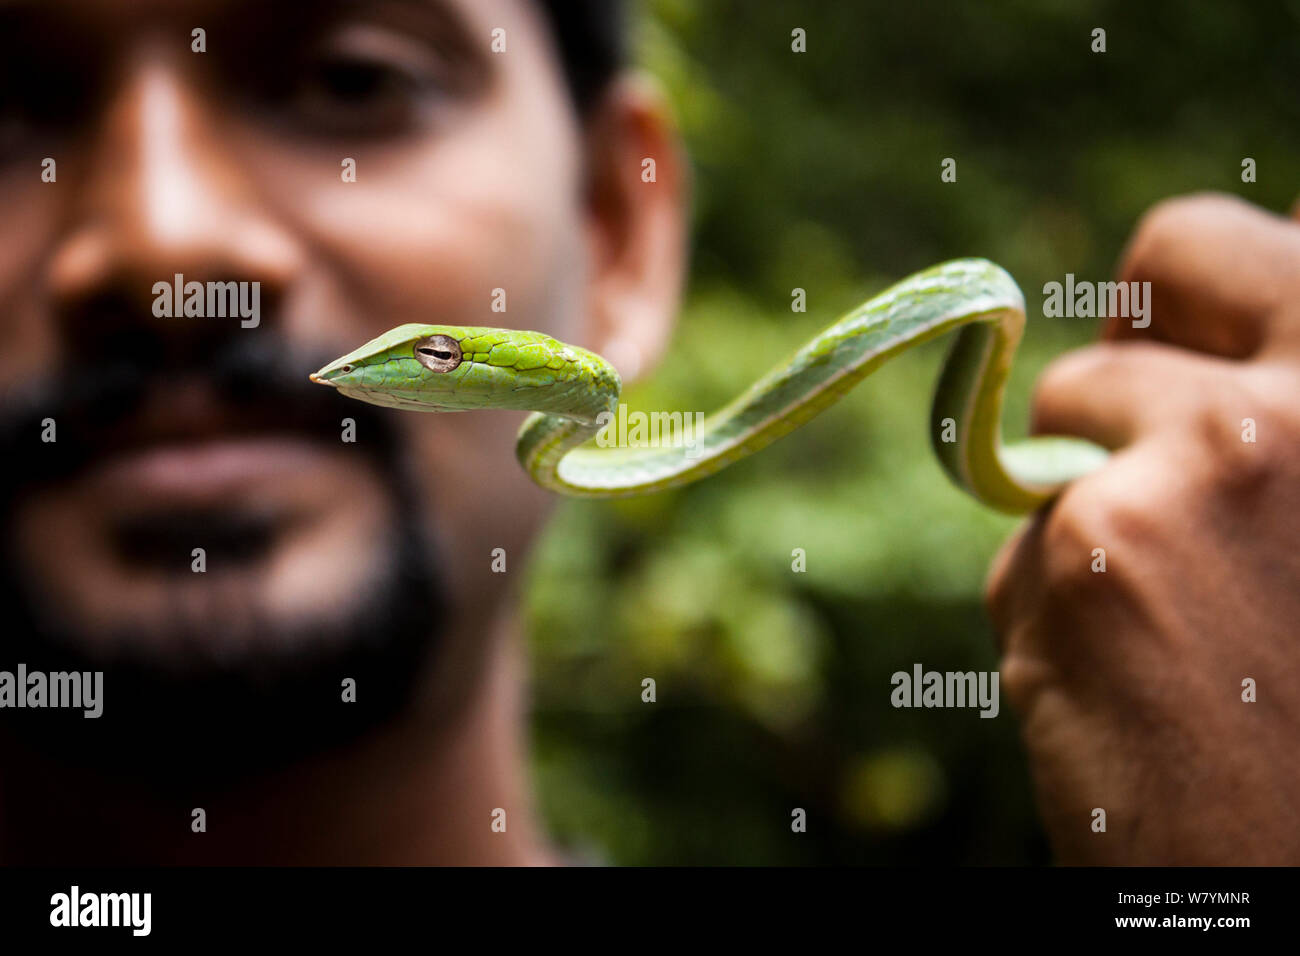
[987,193,1300,864]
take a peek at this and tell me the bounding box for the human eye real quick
[258,23,463,140]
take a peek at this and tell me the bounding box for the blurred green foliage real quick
[525,1,1300,863]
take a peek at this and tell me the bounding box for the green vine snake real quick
[310,258,1108,513]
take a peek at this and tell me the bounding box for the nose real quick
[44,55,302,361]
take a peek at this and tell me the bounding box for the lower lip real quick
[88,437,339,506]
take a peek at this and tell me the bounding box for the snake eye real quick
[414,334,462,373]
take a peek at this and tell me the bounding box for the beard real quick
[0,326,448,792]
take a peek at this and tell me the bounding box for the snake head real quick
[310,324,620,420]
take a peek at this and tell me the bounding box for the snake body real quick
[310,258,1108,513]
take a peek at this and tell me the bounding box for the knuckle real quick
[1119,191,1246,283]
[1191,399,1244,453]
[1033,349,1098,402]
[1029,345,1118,432]
[1040,494,1106,592]
[984,528,1028,635]
[998,651,1053,713]
[1246,363,1300,435]
[1188,373,1288,495]
[1039,480,1154,597]
[984,516,1048,637]
[983,562,1012,631]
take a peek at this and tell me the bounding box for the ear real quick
[579,73,689,383]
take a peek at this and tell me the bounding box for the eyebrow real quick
[0,0,496,95]
[333,0,490,70]
[288,0,494,99]
[0,0,485,53]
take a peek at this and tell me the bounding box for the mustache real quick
[0,329,401,493]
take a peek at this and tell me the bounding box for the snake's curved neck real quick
[516,259,1107,510]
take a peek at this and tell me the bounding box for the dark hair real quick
[534,0,627,114]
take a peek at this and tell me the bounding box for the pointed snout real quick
[310,360,356,386]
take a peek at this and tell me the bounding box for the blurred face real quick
[0,0,595,768]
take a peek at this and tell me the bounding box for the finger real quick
[984,514,1041,652]
[1103,192,1300,357]
[1027,341,1222,449]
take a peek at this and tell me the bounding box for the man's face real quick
[0,0,590,759]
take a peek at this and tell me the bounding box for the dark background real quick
[525,0,1300,864]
